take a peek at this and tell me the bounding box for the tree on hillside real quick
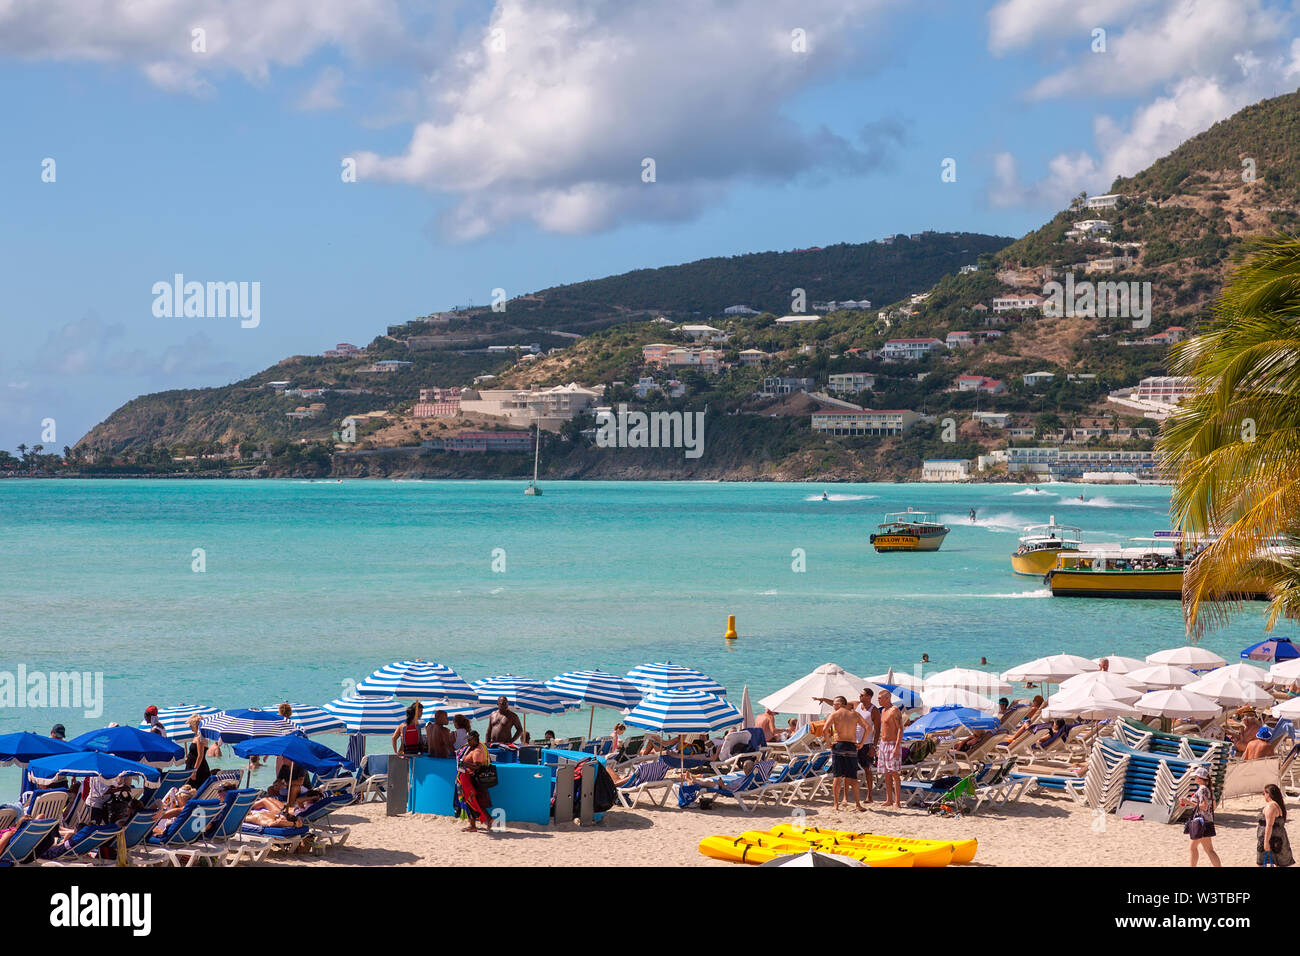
[1159,233,1300,636]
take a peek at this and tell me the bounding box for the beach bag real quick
[473,765,499,789]
[1185,816,1206,839]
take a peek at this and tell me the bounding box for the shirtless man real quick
[1243,727,1277,760]
[486,697,523,744]
[875,689,904,808]
[822,696,873,812]
[426,709,455,758]
[755,707,777,743]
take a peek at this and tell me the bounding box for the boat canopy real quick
[880,511,942,526]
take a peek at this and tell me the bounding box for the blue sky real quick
[1,0,1297,450]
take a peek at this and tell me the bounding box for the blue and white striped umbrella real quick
[546,670,643,709]
[322,696,408,734]
[137,705,220,742]
[199,708,299,743]
[472,675,578,716]
[625,662,727,697]
[419,699,495,722]
[623,689,743,735]
[265,705,346,736]
[356,660,478,702]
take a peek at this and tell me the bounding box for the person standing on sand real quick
[822,697,873,812]
[875,690,903,808]
[854,689,880,803]
[486,697,523,744]
[1186,767,1221,867]
[455,730,493,833]
[1258,784,1294,867]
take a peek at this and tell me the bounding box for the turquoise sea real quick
[1,479,1289,788]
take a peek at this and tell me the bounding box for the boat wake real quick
[898,589,1052,600]
[1057,495,1126,508]
[805,493,877,501]
[1012,488,1054,497]
[941,511,1026,533]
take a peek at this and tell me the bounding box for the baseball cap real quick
[50,724,66,739]
[144,705,159,716]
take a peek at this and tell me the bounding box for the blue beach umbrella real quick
[0,732,81,767]
[199,708,299,743]
[269,705,346,736]
[879,683,923,709]
[136,705,220,742]
[625,662,726,696]
[70,726,183,766]
[27,750,161,787]
[1241,637,1300,663]
[322,696,407,734]
[546,669,644,737]
[623,689,743,736]
[356,660,478,702]
[902,706,999,740]
[473,675,577,716]
[232,736,355,776]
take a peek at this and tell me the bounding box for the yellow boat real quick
[769,824,978,865]
[744,829,954,867]
[1010,517,1082,576]
[698,833,914,867]
[870,510,949,553]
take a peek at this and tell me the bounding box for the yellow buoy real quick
[724,614,738,641]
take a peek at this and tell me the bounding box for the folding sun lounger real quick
[0,818,61,866]
[139,798,224,867]
[615,759,674,809]
[40,823,124,866]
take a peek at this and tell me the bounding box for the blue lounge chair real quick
[41,823,123,865]
[142,798,223,867]
[142,768,194,809]
[295,791,354,848]
[189,788,260,866]
[616,759,673,808]
[0,818,60,866]
[675,760,775,812]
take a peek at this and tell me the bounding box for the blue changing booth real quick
[407,748,603,826]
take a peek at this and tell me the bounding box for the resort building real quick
[881,338,944,361]
[366,360,413,372]
[1065,219,1113,240]
[921,459,972,481]
[810,409,919,436]
[458,382,604,431]
[945,331,975,348]
[737,349,769,366]
[971,411,1012,428]
[724,305,759,315]
[422,431,535,454]
[956,375,1006,394]
[1023,371,1056,387]
[774,314,822,325]
[1134,376,1195,404]
[323,343,363,358]
[813,300,872,311]
[761,376,815,396]
[633,377,687,399]
[1006,447,1159,479]
[1084,194,1122,210]
[991,293,1047,314]
[678,324,729,342]
[827,372,875,394]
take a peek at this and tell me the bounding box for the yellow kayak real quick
[699,834,914,867]
[768,824,978,865]
[745,829,953,867]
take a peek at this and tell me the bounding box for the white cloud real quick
[297,66,345,111]
[0,0,421,93]
[354,0,904,239]
[985,0,1300,208]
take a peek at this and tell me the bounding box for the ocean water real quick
[0,478,1286,787]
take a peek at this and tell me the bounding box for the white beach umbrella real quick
[919,687,998,715]
[263,705,345,736]
[1059,670,1143,695]
[1001,654,1099,684]
[1055,672,1143,702]
[866,669,926,692]
[740,686,755,727]
[1042,687,1142,720]
[924,668,1012,696]
[1270,698,1300,719]
[1199,662,1270,686]
[1125,664,1200,690]
[545,669,643,737]
[1145,646,1228,670]
[418,699,495,721]
[1269,659,1300,684]
[1183,674,1275,708]
[1134,689,1222,720]
[1095,655,1148,674]
[759,663,877,716]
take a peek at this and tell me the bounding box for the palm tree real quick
[1159,233,1300,637]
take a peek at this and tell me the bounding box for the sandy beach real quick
[262,790,1269,868]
